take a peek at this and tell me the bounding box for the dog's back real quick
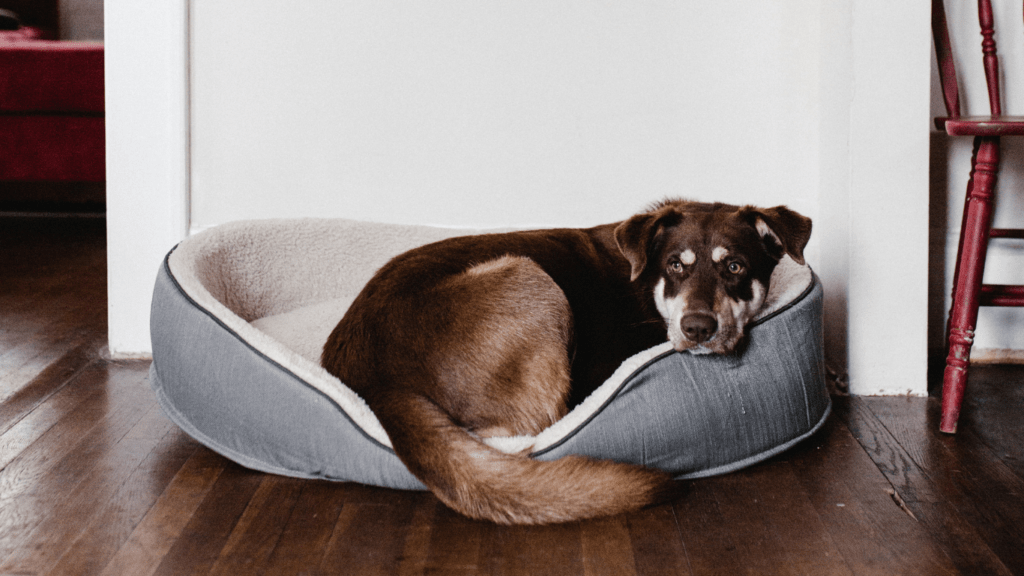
[322,232,676,524]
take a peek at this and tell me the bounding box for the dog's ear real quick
[614,207,679,281]
[742,205,812,265]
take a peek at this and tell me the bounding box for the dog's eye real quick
[668,261,684,273]
[727,262,743,275]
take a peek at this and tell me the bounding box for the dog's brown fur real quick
[321,199,812,524]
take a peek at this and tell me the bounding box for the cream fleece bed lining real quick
[151,217,830,486]
[166,219,470,451]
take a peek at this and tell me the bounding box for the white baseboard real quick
[971,348,1024,365]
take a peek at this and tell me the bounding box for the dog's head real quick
[615,200,812,354]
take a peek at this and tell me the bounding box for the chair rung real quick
[990,228,1024,239]
[980,284,1024,307]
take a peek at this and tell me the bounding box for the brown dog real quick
[321,199,812,524]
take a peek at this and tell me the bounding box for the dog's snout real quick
[681,313,718,343]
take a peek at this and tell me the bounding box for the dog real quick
[321,199,812,524]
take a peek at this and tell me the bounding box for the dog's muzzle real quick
[680,312,717,344]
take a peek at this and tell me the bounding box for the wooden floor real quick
[3,216,1024,575]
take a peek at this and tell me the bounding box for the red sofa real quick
[1,26,104,182]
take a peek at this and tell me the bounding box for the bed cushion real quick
[149,218,830,489]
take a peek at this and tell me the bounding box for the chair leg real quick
[941,136,999,433]
[945,138,980,347]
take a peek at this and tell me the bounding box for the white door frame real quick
[105,0,190,358]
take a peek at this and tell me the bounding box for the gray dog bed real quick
[149,218,830,490]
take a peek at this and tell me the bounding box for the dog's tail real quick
[379,393,680,525]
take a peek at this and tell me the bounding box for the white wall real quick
[189,1,821,232]
[931,0,1024,358]
[106,0,933,395]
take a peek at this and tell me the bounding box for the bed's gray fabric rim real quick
[150,254,425,489]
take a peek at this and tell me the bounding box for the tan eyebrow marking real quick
[680,249,696,265]
[712,246,729,262]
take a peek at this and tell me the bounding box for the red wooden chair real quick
[932,0,1024,433]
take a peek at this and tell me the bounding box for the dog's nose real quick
[681,313,717,343]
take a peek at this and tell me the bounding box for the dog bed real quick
[149,218,830,490]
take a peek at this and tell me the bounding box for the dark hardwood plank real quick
[206,475,305,576]
[0,362,153,561]
[695,471,792,575]
[0,321,103,401]
[671,480,744,576]
[624,506,689,576]
[0,358,113,470]
[714,462,853,576]
[419,499,490,575]
[0,364,162,573]
[957,364,1024,478]
[0,288,105,402]
[149,459,268,576]
[787,415,959,575]
[753,462,854,576]
[853,395,1022,574]
[484,520,583,576]
[394,495,439,576]
[96,446,227,576]
[45,425,197,575]
[258,481,351,576]
[0,336,103,435]
[579,516,639,576]
[317,486,419,576]
[0,362,154,500]
[151,460,266,576]
[0,216,106,408]
[0,220,105,324]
